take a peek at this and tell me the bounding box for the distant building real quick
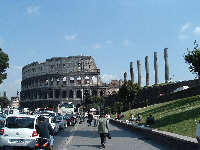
[20,56,107,108]
[10,96,20,109]
[106,80,122,95]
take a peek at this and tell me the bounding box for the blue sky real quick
[0,0,200,98]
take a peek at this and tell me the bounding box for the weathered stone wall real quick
[134,79,200,108]
[21,56,106,108]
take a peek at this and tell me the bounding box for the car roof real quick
[6,114,38,118]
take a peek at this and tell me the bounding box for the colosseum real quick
[20,56,107,108]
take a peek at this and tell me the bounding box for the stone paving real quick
[64,122,173,150]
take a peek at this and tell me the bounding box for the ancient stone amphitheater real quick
[20,56,107,108]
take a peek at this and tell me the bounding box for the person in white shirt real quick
[196,120,200,150]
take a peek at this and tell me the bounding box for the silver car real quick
[0,114,39,149]
[56,116,67,130]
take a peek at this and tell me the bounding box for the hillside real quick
[121,95,200,138]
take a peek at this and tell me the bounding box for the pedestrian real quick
[97,112,110,149]
[129,114,134,123]
[196,120,200,150]
[117,113,121,120]
[87,112,93,126]
[146,113,155,126]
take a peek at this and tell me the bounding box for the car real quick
[65,116,72,126]
[0,116,5,128]
[0,114,39,149]
[56,115,67,130]
[65,114,77,126]
[44,116,59,134]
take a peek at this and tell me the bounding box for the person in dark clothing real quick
[36,115,54,150]
[87,113,93,126]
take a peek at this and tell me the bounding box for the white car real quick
[0,114,39,149]
[44,116,59,134]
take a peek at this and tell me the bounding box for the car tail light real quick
[32,131,38,137]
[42,142,48,147]
[0,129,4,135]
[35,143,39,147]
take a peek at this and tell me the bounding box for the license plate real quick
[10,139,25,143]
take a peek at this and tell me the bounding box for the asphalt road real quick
[53,125,74,150]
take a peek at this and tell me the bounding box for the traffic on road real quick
[0,104,84,150]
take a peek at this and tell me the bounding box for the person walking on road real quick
[88,112,93,126]
[97,113,110,149]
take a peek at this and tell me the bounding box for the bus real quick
[60,102,75,115]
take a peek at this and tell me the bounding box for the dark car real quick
[65,114,77,126]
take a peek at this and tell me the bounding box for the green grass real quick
[120,95,200,138]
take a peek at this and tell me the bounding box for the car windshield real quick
[6,117,35,129]
[61,103,73,108]
[57,116,63,120]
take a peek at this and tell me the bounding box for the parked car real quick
[0,114,39,149]
[56,115,67,130]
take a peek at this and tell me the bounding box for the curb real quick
[110,119,198,150]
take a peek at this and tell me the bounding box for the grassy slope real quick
[120,95,200,138]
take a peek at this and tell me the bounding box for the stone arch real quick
[77,76,81,85]
[69,90,73,98]
[84,90,89,97]
[55,90,60,98]
[62,91,67,98]
[70,77,74,84]
[63,77,67,85]
[92,90,97,96]
[76,90,82,98]
[84,76,90,84]
[92,76,97,85]
[100,90,104,96]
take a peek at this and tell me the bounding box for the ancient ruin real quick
[20,56,107,108]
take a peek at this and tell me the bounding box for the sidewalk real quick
[64,122,172,150]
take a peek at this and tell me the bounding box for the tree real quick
[0,96,10,108]
[118,80,140,110]
[0,48,9,84]
[184,41,200,78]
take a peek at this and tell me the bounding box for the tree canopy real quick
[184,41,200,78]
[0,48,9,84]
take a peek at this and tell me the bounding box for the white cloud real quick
[180,23,191,33]
[194,26,200,35]
[92,43,101,49]
[178,23,191,40]
[122,40,131,47]
[101,74,116,83]
[64,34,77,40]
[105,40,112,44]
[26,6,40,16]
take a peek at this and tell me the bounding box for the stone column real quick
[145,56,150,86]
[124,72,127,82]
[137,60,141,87]
[154,52,158,84]
[164,48,169,83]
[73,90,76,99]
[130,62,134,83]
[53,89,55,99]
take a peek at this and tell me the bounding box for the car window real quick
[9,110,13,114]
[6,117,35,129]
[4,110,8,115]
